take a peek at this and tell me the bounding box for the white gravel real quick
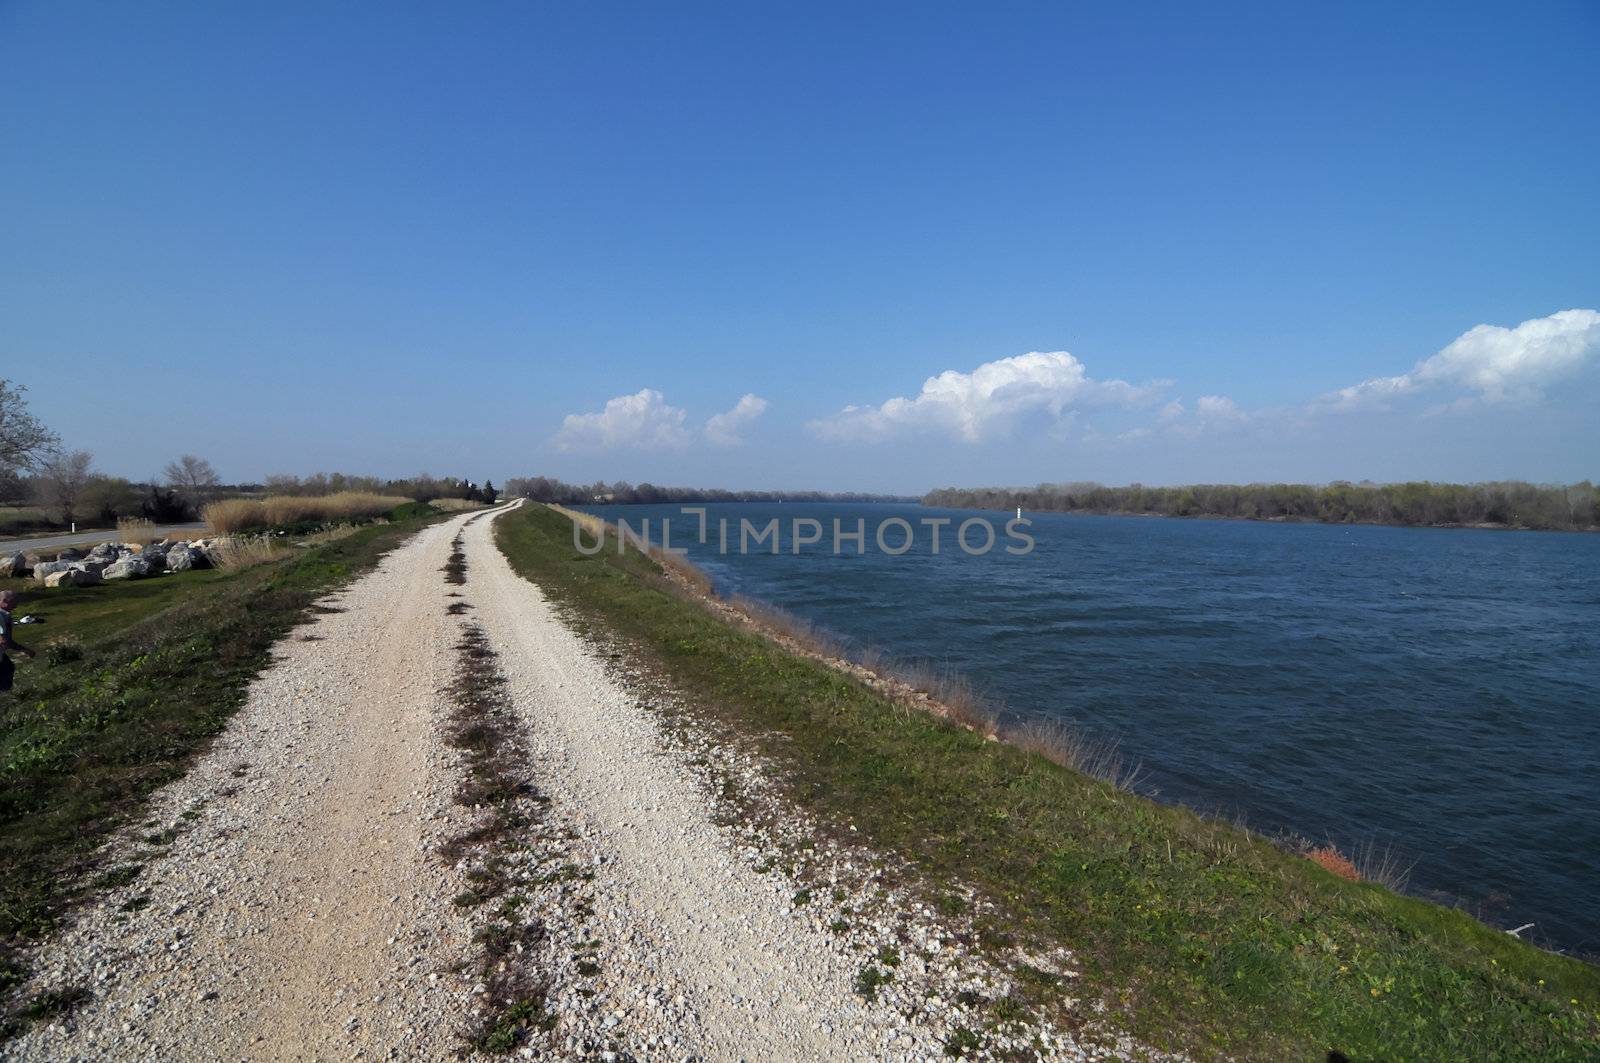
[9,501,1145,1061]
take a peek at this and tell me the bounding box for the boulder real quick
[57,548,85,562]
[166,545,196,571]
[45,568,101,587]
[0,553,28,578]
[78,560,110,577]
[33,560,76,581]
[87,543,117,561]
[103,558,150,581]
[141,550,167,572]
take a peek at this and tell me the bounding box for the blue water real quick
[584,501,1600,956]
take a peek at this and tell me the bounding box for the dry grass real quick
[204,492,411,534]
[115,516,155,542]
[430,498,485,512]
[1006,716,1146,792]
[728,595,846,659]
[298,522,366,547]
[209,535,293,571]
[1354,840,1415,891]
[890,659,1000,736]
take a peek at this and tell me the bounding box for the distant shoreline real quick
[922,503,1600,534]
[923,481,1599,534]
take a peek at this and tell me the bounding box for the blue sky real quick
[3,1,1596,491]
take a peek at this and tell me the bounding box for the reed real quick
[209,535,293,571]
[115,516,155,542]
[204,492,411,534]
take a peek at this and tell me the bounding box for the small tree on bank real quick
[33,450,95,525]
[0,379,58,473]
[164,454,220,511]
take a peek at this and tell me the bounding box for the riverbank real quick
[501,502,1600,1059]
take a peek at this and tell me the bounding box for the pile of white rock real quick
[0,538,224,587]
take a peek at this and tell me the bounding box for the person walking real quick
[0,589,37,692]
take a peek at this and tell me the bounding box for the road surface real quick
[0,523,208,554]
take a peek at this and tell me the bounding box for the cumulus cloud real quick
[553,389,691,452]
[1318,308,1600,411]
[704,393,769,446]
[808,351,1164,444]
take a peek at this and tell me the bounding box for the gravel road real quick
[11,502,1128,1061]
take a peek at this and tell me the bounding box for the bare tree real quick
[33,450,95,525]
[164,454,220,509]
[0,379,58,472]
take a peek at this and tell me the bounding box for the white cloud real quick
[553,388,691,452]
[808,351,1164,444]
[704,393,769,446]
[1195,395,1244,420]
[1318,308,1600,411]
[1158,399,1185,422]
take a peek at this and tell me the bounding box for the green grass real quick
[0,508,449,1029]
[495,503,1600,1061]
[1,569,231,647]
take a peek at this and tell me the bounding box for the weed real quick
[472,995,556,1054]
[943,1026,984,1057]
[91,865,142,891]
[854,964,892,1001]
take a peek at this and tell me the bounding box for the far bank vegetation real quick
[925,479,1600,532]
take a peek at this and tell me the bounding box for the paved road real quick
[0,522,207,554]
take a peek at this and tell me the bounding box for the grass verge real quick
[0,506,449,1036]
[495,502,1600,1061]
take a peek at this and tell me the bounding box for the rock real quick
[140,550,167,572]
[45,568,101,587]
[33,560,77,581]
[0,553,28,578]
[78,560,111,577]
[166,545,197,571]
[87,543,117,561]
[57,548,85,562]
[104,558,150,581]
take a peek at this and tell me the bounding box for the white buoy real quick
[1016,507,1022,519]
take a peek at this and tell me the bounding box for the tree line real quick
[502,476,909,506]
[2,378,497,530]
[923,480,1600,532]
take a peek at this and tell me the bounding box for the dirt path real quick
[12,502,1111,1061]
[457,507,944,1060]
[10,510,488,1061]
